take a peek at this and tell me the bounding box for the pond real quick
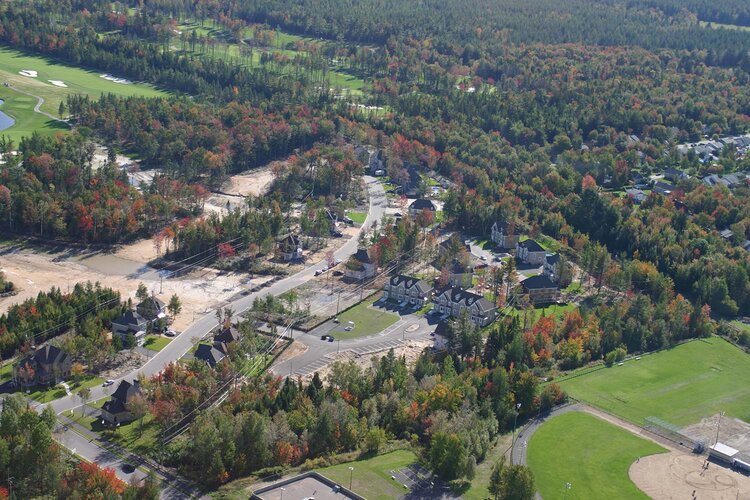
[0,100,14,132]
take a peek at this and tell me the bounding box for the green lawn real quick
[24,373,104,403]
[78,412,159,457]
[528,412,665,500]
[0,361,13,382]
[347,211,367,224]
[318,450,418,500]
[0,46,166,140]
[559,338,750,426]
[511,303,578,324]
[69,374,105,394]
[461,433,513,500]
[334,299,400,339]
[143,335,172,352]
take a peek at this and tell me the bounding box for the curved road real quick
[50,175,385,415]
[6,84,68,122]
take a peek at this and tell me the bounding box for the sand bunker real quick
[100,74,133,85]
[48,80,67,88]
[630,452,750,499]
[19,70,38,78]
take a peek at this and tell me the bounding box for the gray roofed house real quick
[13,345,72,387]
[543,254,561,282]
[408,198,436,217]
[100,380,143,425]
[517,239,547,265]
[278,234,303,261]
[720,229,734,240]
[214,326,241,344]
[653,181,676,196]
[521,275,560,305]
[625,188,646,204]
[383,274,434,307]
[723,173,746,188]
[136,296,166,322]
[433,287,497,327]
[194,343,226,367]
[111,310,147,347]
[663,168,688,182]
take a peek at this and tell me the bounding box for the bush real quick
[364,427,387,453]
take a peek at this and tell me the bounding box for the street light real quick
[715,411,726,445]
[348,466,354,490]
[563,482,572,500]
[280,486,285,500]
[511,402,522,457]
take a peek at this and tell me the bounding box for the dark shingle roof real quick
[545,254,560,265]
[519,239,545,253]
[409,198,436,211]
[389,274,433,295]
[194,344,226,367]
[522,275,558,291]
[103,380,143,414]
[492,220,518,234]
[31,345,70,366]
[437,287,495,313]
[138,296,165,311]
[214,326,241,344]
[353,248,372,264]
[113,310,146,329]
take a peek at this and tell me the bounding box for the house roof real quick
[103,380,142,414]
[492,220,518,235]
[521,275,558,291]
[279,234,301,251]
[450,259,473,274]
[138,296,165,310]
[194,344,226,367]
[409,198,436,211]
[663,168,686,178]
[653,181,675,193]
[112,310,146,329]
[214,326,241,344]
[545,254,560,265]
[519,239,545,253]
[352,248,372,264]
[25,345,70,367]
[389,274,433,295]
[720,229,734,239]
[437,287,495,313]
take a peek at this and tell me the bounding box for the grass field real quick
[318,450,418,500]
[511,302,578,324]
[0,46,166,140]
[143,335,172,352]
[528,412,665,500]
[559,338,750,426]
[334,299,400,339]
[347,211,367,224]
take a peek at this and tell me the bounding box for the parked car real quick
[480,255,487,261]
[103,380,115,387]
[344,326,353,331]
[320,335,329,341]
[315,270,322,276]
[333,317,340,323]
[327,336,335,342]
[165,329,177,337]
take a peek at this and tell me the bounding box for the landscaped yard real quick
[511,302,578,324]
[347,211,367,224]
[143,335,172,352]
[335,299,400,339]
[0,46,166,140]
[558,338,750,426]
[0,362,13,382]
[24,373,104,403]
[528,412,665,500]
[318,450,418,500]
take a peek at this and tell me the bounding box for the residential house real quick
[521,275,560,305]
[631,172,647,188]
[625,188,646,204]
[702,174,727,188]
[194,343,226,367]
[100,380,143,425]
[653,181,676,196]
[663,168,689,182]
[408,198,436,218]
[543,254,560,283]
[490,220,520,251]
[448,259,474,288]
[343,248,376,280]
[136,296,166,323]
[383,275,433,307]
[742,240,750,252]
[433,287,497,327]
[517,239,546,265]
[720,229,734,241]
[13,345,72,387]
[723,173,746,189]
[111,310,147,347]
[214,326,241,344]
[278,234,303,261]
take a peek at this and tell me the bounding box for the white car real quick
[480,255,487,261]
[344,326,353,331]
[165,329,177,337]
[103,379,115,387]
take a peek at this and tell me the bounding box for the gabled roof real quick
[388,274,433,295]
[194,344,226,367]
[352,248,372,264]
[521,275,558,291]
[112,310,146,329]
[279,234,301,251]
[545,254,560,265]
[720,229,734,240]
[28,345,70,367]
[409,198,436,211]
[138,296,165,311]
[653,181,675,193]
[492,220,519,235]
[102,380,142,414]
[436,287,495,313]
[519,239,545,253]
[214,326,241,344]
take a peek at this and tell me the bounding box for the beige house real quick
[521,275,560,305]
[517,239,546,265]
[433,287,497,327]
[490,220,520,251]
[384,275,433,307]
[344,249,376,280]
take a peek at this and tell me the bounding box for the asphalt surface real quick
[34,176,385,498]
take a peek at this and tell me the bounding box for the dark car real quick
[121,463,136,474]
[320,335,329,341]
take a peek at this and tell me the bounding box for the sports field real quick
[527,412,665,500]
[0,46,166,140]
[558,338,750,426]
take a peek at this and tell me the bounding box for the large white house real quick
[344,248,376,280]
[383,274,433,307]
[434,287,497,327]
[490,220,520,251]
[517,239,546,265]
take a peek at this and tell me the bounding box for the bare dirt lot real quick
[0,242,266,331]
[684,414,750,458]
[204,168,275,216]
[630,452,750,499]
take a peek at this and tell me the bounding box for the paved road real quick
[510,403,581,467]
[49,176,385,415]
[272,301,444,378]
